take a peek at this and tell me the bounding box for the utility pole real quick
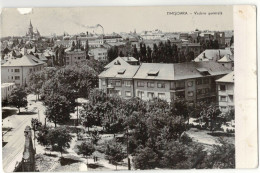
[126,128,131,170]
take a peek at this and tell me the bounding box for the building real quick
[99,61,231,105]
[103,34,123,43]
[181,43,202,58]
[1,83,16,101]
[1,55,46,86]
[64,49,87,66]
[140,29,164,40]
[194,49,232,62]
[104,56,139,69]
[99,65,140,98]
[70,36,104,48]
[216,72,234,113]
[218,54,234,70]
[89,47,108,61]
[25,20,41,40]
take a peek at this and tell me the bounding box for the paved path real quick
[2,94,46,172]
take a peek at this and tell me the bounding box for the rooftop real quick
[2,54,46,67]
[216,71,234,83]
[104,57,138,69]
[99,65,140,79]
[133,61,231,81]
[194,49,232,62]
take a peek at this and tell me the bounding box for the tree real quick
[44,93,71,127]
[133,146,159,170]
[206,139,235,168]
[105,140,125,170]
[36,126,50,154]
[46,126,72,156]
[8,87,28,113]
[77,141,95,164]
[90,129,101,145]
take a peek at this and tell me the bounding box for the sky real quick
[0,6,233,37]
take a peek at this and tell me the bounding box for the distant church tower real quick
[26,20,41,40]
[21,126,36,172]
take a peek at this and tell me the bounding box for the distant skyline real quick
[1,6,233,37]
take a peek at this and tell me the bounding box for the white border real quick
[0,0,259,172]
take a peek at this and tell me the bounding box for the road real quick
[2,94,46,172]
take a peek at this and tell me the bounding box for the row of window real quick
[137,91,165,99]
[219,95,233,102]
[105,79,211,89]
[8,76,20,80]
[8,69,20,73]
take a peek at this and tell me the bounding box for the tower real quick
[21,126,36,172]
[28,20,34,38]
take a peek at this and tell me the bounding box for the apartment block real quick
[99,61,231,106]
[216,72,234,113]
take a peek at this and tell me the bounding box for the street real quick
[2,94,46,172]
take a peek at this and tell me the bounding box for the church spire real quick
[29,19,33,28]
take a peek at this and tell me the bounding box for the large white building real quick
[216,72,234,113]
[89,48,108,61]
[1,55,46,86]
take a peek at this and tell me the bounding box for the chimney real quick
[219,50,221,59]
[203,53,206,59]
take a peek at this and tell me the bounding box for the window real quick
[175,91,185,100]
[102,80,106,86]
[220,96,227,102]
[137,91,144,98]
[197,89,202,95]
[8,69,9,72]
[205,88,209,94]
[187,81,193,87]
[196,79,202,85]
[137,81,144,87]
[125,81,131,87]
[116,90,121,96]
[221,107,227,111]
[157,82,165,88]
[15,76,20,80]
[220,85,226,91]
[158,93,165,99]
[147,82,154,88]
[11,69,13,72]
[125,91,131,97]
[147,92,154,99]
[203,78,209,84]
[78,57,80,60]
[115,80,121,86]
[229,95,234,102]
[187,91,194,97]
[172,81,185,90]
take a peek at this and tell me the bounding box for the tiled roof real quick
[133,63,175,80]
[216,71,234,83]
[218,54,234,63]
[173,61,231,80]
[104,57,136,69]
[99,65,139,79]
[2,54,46,67]
[194,49,232,62]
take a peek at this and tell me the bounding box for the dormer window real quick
[117,69,126,74]
[147,70,159,76]
[196,68,210,76]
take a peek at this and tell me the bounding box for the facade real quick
[181,43,202,58]
[64,49,87,66]
[99,61,231,105]
[216,72,234,113]
[89,47,108,61]
[99,65,140,98]
[1,83,16,101]
[69,37,104,48]
[1,55,46,86]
